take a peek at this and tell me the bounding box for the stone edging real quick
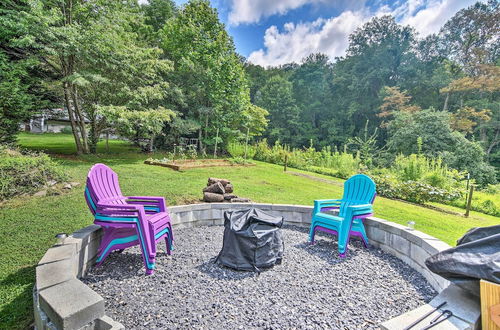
[33,203,480,329]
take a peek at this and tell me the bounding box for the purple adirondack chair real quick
[85,163,173,275]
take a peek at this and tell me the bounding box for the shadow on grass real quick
[0,266,35,330]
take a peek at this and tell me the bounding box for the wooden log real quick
[223,193,237,200]
[203,182,225,194]
[208,177,230,186]
[231,197,251,203]
[203,192,224,202]
[225,184,234,193]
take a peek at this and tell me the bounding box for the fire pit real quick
[83,225,436,329]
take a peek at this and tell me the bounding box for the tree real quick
[99,107,175,152]
[142,0,177,32]
[332,16,418,137]
[254,75,300,145]
[439,1,499,74]
[378,86,420,127]
[160,0,261,152]
[0,0,51,143]
[20,0,174,153]
[290,53,333,146]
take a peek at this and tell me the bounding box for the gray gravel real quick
[83,225,436,329]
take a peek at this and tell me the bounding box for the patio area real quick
[83,225,436,329]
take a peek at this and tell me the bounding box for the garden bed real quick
[144,159,255,171]
[83,225,436,329]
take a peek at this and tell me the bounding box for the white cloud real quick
[228,0,327,25]
[398,0,477,36]
[248,10,366,66]
[247,0,477,66]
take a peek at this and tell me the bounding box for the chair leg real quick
[337,220,352,257]
[357,221,369,248]
[309,222,317,244]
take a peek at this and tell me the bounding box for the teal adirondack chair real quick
[309,174,376,257]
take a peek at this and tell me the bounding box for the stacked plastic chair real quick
[85,163,173,275]
[309,174,376,257]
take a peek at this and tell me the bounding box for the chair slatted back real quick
[339,174,376,217]
[85,163,125,215]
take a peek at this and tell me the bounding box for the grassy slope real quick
[0,133,498,329]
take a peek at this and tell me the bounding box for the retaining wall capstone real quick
[33,203,480,329]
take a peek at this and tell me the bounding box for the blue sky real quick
[171,0,477,66]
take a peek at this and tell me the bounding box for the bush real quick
[253,140,361,178]
[0,147,66,200]
[227,141,256,159]
[373,174,461,204]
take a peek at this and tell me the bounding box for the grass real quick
[1,133,498,329]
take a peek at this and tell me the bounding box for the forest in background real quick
[0,0,499,186]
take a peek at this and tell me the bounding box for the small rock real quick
[47,180,57,187]
[63,183,72,189]
[33,190,47,197]
[70,181,80,187]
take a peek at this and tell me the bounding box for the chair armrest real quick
[346,204,373,216]
[126,196,166,212]
[313,199,342,214]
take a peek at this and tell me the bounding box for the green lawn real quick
[1,133,498,329]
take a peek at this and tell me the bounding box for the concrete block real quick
[72,225,102,241]
[95,315,125,330]
[285,211,303,223]
[186,203,211,211]
[177,211,193,223]
[36,259,75,291]
[421,238,452,256]
[248,203,273,211]
[381,303,474,330]
[429,284,481,325]
[191,209,207,221]
[404,229,436,246]
[390,233,411,255]
[39,279,104,330]
[168,204,193,213]
[210,203,231,209]
[366,226,387,244]
[213,218,224,225]
[378,221,408,236]
[301,212,312,224]
[210,208,223,221]
[38,245,75,266]
[410,243,432,268]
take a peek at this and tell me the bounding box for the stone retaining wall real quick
[34,203,480,329]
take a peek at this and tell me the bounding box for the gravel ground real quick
[83,225,436,329]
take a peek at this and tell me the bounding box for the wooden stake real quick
[465,184,474,217]
[213,127,219,158]
[284,154,288,172]
[244,127,249,159]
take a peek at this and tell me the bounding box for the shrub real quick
[227,141,256,159]
[0,147,67,200]
[373,174,461,204]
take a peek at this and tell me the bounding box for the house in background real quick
[23,108,88,133]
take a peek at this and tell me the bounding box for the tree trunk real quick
[63,82,83,154]
[442,92,449,111]
[149,135,155,153]
[71,85,89,153]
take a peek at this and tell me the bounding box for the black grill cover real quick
[425,225,500,296]
[216,208,284,271]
